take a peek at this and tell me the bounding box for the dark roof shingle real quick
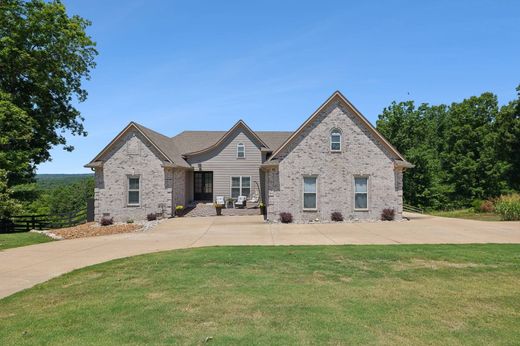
[170,130,292,155]
[132,123,190,168]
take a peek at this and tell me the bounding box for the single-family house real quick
[85,91,412,222]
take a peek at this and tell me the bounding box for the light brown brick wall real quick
[266,101,403,223]
[94,130,173,222]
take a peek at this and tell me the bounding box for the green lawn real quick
[429,208,502,221]
[1,245,519,345]
[0,232,53,251]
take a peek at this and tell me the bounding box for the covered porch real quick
[179,170,263,203]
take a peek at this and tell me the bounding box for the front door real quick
[194,171,213,201]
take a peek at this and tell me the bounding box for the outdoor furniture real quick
[226,198,234,208]
[248,194,259,203]
[234,195,247,209]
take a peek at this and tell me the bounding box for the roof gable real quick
[268,91,408,164]
[85,122,189,168]
[181,120,269,157]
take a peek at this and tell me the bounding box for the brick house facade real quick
[85,91,412,223]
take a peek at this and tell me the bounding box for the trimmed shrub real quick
[381,208,395,221]
[472,199,495,213]
[147,213,157,221]
[331,212,344,222]
[471,199,484,212]
[479,200,495,213]
[279,212,293,223]
[126,219,134,224]
[495,194,520,221]
[100,216,113,226]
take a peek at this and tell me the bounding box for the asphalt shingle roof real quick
[132,123,190,168]
[170,130,292,155]
[132,123,292,167]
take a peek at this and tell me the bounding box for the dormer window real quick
[330,129,342,152]
[237,143,245,159]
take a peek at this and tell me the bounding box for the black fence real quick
[0,208,88,233]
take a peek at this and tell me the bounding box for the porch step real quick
[183,202,260,217]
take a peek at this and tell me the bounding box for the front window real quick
[354,177,368,209]
[303,176,317,210]
[330,129,341,151]
[231,176,251,198]
[128,177,140,206]
[237,143,245,158]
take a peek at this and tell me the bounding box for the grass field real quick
[1,245,519,345]
[429,208,502,221]
[0,232,53,251]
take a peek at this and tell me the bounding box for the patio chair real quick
[215,196,225,206]
[248,193,259,203]
[234,195,247,209]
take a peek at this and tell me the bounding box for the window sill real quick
[236,157,246,160]
[330,150,342,153]
[303,208,318,212]
[354,208,369,212]
[127,204,141,208]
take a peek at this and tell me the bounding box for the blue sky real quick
[38,0,520,174]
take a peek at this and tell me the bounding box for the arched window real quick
[237,143,245,158]
[330,129,342,151]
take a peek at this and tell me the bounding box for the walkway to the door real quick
[183,202,261,217]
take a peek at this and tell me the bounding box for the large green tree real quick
[0,91,37,180]
[440,93,509,204]
[377,102,449,209]
[494,86,520,191]
[0,0,97,215]
[0,0,97,178]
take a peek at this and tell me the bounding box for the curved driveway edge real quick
[1,213,519,299]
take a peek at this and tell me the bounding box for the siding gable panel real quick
[186,128,263,200]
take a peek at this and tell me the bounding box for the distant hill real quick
[36,174,94,190]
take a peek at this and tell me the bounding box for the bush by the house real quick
[471,200,483,212]
[279,212,293,223]
[479,200,495,213]
[147,213,157,221]
[381,208,395,221]
[472,199,495,213]
[331,212,344,222]
[100,216,113,226]
[494,194,520,221]
[175,205,184,217]
[126,219,134,224]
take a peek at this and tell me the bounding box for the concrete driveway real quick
[1,213,519,299]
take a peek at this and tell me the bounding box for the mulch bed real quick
[49,222,142,240]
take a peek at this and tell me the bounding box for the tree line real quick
[22,175,94,216]
[376,86,520,210]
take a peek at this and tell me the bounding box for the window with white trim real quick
[231,176,251,198]
[237,143,245,158]
[128,177,140,206]
[303,176,317,210]
[354,177,368,209]
[330,129,341,151]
